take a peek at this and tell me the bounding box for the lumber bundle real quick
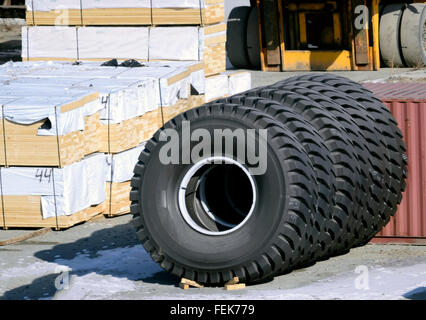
[0,91,101,167]
[205,71,252,102]
[21,24,226,76]
[25,0,224,26]
[0,154,107,229]
[0,61,218,225]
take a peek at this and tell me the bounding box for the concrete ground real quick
[0,215,425,300]
[249,68,415,87]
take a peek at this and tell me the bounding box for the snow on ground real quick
[0,245,162,300]
[0,243,425,300]
[151,264,426,300]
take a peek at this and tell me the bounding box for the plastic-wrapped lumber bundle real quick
[105,143,146,217]
[0,87,101,167]
[0,61,206,153]
[204,71,252,102]
[21,24,226,76]
[25,0,224,26]
[0,153,107,229]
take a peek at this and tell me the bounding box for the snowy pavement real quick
[0,215,425,300]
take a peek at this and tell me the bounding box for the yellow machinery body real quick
[254,0,425,71]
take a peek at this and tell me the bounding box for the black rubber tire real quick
[379,4,406,67]
[274,80,390,246]
[400,3,426,67]
[212,95,336,262]
[280,74,408,243]
[241,86,362,256]
[226,6,251,68]
[130,104,318,285]
[246,7,261,69]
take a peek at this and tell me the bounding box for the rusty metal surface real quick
[365,82,426,100]
[364,82,426,241]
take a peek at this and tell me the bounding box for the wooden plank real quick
[3,111,101,167]
[179,283,189,290]
[181,278,204,288]
[99,108,162,154]
[105,181,132,218]
[99,95,206,155]
[0,197,105,229]
[27,4,224,26]
[225,277,240,285]
[225,283,246,290]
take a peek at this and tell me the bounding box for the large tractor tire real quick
[131,104,318,285]
[276,80,390,246]
[379,4,406,67]
[278,74,408,244]
[213,95,337,263]
[246,7,261,69]
[400,3,426,67]
[226,6,251,68]
[241,86,362,256]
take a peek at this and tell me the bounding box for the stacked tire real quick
[130,74,407,285]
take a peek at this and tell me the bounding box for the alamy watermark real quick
[354,265,370,290]
[158,121,268,175]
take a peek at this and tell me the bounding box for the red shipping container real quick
[363,82,426,244]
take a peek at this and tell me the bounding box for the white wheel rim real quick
[178,156,257,236]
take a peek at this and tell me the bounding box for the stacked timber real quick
[25,0,224,26]
[21,24,226,76]
[0,0,252,228]
[0,154,107,229]
[0,60,210,225]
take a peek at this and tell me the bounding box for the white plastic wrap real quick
[82,0,150,9]
[26,0,81,11]
[0,61,200,127]
[22,25,226,62]
[78,27,149,60]
[149,27,200,61]
[22,26,78,59]
[74,78,158,123]
[1,153,107,219]
[2,97,102,136]
[116,66,191,106]
[227,71,252,96]
[205,73,228,102]
[106,143,146,183]
[27,0,208,10]
[143,61,205,94]
[150,0,207,8]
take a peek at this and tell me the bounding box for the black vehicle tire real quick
[278,73,407,243]
[226,6,251,68]
[242,86,362,256]
[283,73,407,214]
[130,104,318,285]
[247,7,261,69]
[379,4,406,67]
[274,80,390,246]
[212,95,337,262]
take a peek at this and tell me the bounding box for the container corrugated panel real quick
[364,82,426,241]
